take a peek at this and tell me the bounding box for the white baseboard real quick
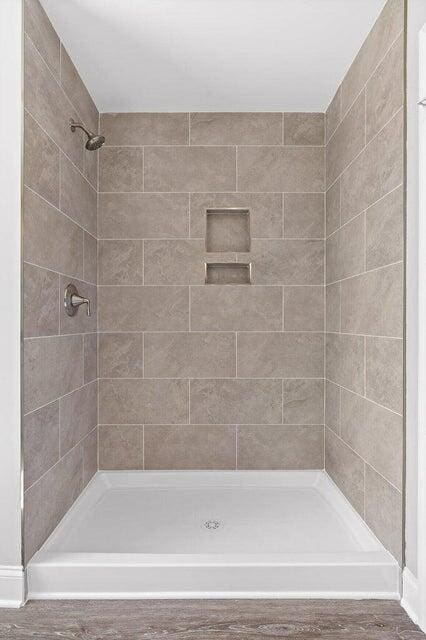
[401,568,419,625]
[0,565,25,608]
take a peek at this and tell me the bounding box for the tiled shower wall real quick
[97,112,326,470]
[22,0,99,561]
[324,0,405,563]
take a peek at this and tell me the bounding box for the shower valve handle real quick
[64,284,91,317]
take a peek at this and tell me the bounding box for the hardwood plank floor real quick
[0,600,424,639]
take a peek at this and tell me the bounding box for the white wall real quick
[0,0,24,607]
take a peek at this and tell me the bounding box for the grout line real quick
[323,377,403,417]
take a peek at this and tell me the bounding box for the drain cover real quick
[203,519,221,530]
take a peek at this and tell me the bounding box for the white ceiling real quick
[40,0,387,113]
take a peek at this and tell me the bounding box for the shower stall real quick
[19,0,404,600]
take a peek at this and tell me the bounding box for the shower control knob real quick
[64,283,91,317]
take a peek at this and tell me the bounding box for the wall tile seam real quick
[99,423,326,428]
[24,331,97,341]
[102,143,326,149]
[98,190,326,195]
[323,376,403,418]
[23,377,95,418]
[325,258,403,288]
[98,284,323,288]
[325,331,403,341]
[23,259,97,289]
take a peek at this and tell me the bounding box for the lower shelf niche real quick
[205,262,251,285]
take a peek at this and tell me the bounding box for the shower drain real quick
[203,519,221,530]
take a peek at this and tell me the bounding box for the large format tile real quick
[366,186,403,271]
[325,380,340,434]
[326,179,340,236]
[325,428,364,516]
[59,276,97,335]
[99,379,189,424]
[237,332,324,378]
[24,111,59,207]
[24,335,84,413]
[326,92,365,187]
[99,425,143,470]
[144,146,236,192]
[340,389,402,489]
[326,283,341,333]
[144,239,205,285]
[83,232,97,285]
[83,333,98,383]
[284,193,324,239]
[60,46,98,133]
[82,429,97,486]
[98,193,189,239]
[99,333,143,378]
[144,332,236,378]
[144,425,236,470]
[60,154,97,235]
[284,286,324,331]
[23,401,59,489]
[366,336,403,414]
[282,379,324,425]
[99,147,144,192]
[190,285,282,331]
[326,213,365,283]
[238,425,324,470]
[23,263,59,337]
[101,113,189,145]
[190,379,282,425]
[59,381,98,455]
[190,112,282,145]
[98,240,143,285]
[326,86,342,143]
[248,239,324,285]
[284,113,324,146]
[98,286,189,331]
[237,146,324,192]
[24,0,60,80]
[326,333,365,394]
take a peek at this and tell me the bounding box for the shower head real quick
[69,119,105,150]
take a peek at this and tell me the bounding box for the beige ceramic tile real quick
[24,0,60,80]
[98,240,143,285]
[249,239,324,285]
[83,333,98,384]
[282,379,324,425]
[325,428,364,516]
[325,380,340,434]
[190,285,282,331]
[144,425,236,470]
[99,425,143,470]
[237,332,324,378]
[24,111,59,207]
[284,113,324,145]
[144,239,205,285]
[238,425,324,470]
[144,146,236,192]
[101,113,189,145]
[326,283,341,333]
[326,92,365,188]
[60,381,98,455]
[284,193,324,239]
[83,232,97,285]
[326,86,342,143]
[60,153,97,235]
[144,332,236,378]
[366,337,403,414]
[98,192,189,239]
[99,147,144,192]
[325,333,365,394]
[284,286,324,331]
[326,179,340,237]
[23,401,59,489]
[190,112,282,145]
[326,213,365,283]
[190,379,282,425]
[82,428,97,485]
[60,45,98,133]
[366,186,403,271]
[99,333,143,379]
[59,276,97,335]
[23,263,59,337]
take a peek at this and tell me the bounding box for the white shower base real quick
[27,470,400,599]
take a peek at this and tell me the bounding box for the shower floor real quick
[27,471,399,599]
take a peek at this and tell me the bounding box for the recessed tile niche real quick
[205,208,250,252]
[205,262,251,285]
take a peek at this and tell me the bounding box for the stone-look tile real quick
[248,239,324,285]
[24,445,83,562]
[284,193,324,239]
[326,283,341,333]
[325,380,340,434]
[144,146,236,192]
[340,110,403,223]
[144,332,236,378]
[24,35,84,171]
[144,239,204,285]
[60,154,97,236]
[237,146,324,192]
[366,186,403,271]
[83,232,97,285]
[190,193,283,239]
[99,379,188,425]
[84,333,98,383]
[23,401,59,490]
[24,111,59,207]
[341,263,403,337]
[284,113,324,146]
[23,187,83,279]
[190,286,282,331]
[144,425,236,470]
[99,147,144,192]
[325,428,364,516]
[99,425,143,470]
[24,335,83,413]
[24,0,60,80]
[98,333,143,378]
[190,379,282,425]
[326,86,342,143]
[326,179,340,237]
[366,33,404,142]
[60,381,98,455]
[237,333,324,378]
[238,425,324,470]
[366,337,403,414]
[341,389,402,489]
[98,286,189,332]
[101,113,189,145]
[60,46,98,133]
[59,276,97,335]
[364,464,403,565]
[326,213,365,284]
[341,0,404,114]
[190,112,282,145]
[282,379,324,425]
[206,211,250,253]
[82,429,97,485]
[23,263,59,337]
[84,145,98,190]
[98,240,143,285]
[284,286,324,331]
[326,333,365,394]
[326,92,365,188]
[98,193,189,239]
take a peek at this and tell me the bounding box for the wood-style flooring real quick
[0,599,424,639]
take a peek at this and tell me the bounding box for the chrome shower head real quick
[69,118,105,150]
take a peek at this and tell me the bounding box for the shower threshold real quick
[27,470,400,600]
